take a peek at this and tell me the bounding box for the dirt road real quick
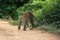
[0,20,60,40]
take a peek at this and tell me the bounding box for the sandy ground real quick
[0,20,60,40]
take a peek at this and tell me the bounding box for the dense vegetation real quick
[0,0,60,34]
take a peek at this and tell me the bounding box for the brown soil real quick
[0,20,60,40]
